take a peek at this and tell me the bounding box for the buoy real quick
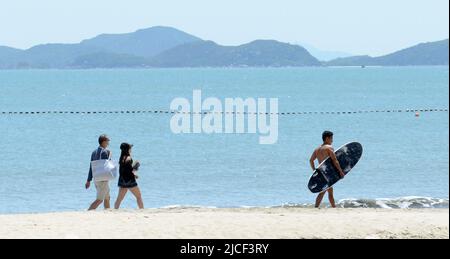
[415,112,420,117]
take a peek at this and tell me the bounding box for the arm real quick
[125,157,140,179]
[309,150,317,171]
[87,166,93,183]
[86,152,94,189]
[327,148,345,178]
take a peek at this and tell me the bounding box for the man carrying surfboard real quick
[309,131,345,208]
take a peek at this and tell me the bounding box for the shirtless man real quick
[309,131,345,208]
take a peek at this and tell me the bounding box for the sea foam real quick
[279,197,449,209]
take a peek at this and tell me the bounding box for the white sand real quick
[0,208,448,239]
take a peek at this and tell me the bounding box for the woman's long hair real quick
[119,143,132,164]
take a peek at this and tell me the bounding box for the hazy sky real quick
[0,0,448,56]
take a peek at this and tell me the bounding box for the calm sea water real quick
[0,67,448,213]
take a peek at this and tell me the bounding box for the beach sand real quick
[0,208,448,239]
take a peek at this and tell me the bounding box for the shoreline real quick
[1,208,448,239]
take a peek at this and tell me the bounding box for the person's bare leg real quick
[130,187,144,209]
[315,191,326,208]
[88,200,103,211]
[114,188,128,209]
[104,197,111,210]
[328,188,336,208]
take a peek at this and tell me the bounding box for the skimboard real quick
[308,142,363,193]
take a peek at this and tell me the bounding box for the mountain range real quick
[147,40,321,67]
[0,26,448,69]
[326,39,449,66]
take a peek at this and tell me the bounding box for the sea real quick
[0,67,448,214]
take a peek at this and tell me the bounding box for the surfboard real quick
[308,142,363,193]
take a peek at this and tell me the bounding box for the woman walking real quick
[114,143,144,209]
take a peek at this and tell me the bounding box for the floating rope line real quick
[0,108,448,116]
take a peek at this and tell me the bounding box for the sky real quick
[0,0,448,56]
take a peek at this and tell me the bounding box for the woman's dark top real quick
[118,156,138,188]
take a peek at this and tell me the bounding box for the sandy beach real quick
[0,208,448,239]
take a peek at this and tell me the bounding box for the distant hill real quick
[18,44,103,68]
[71,52,148,68]
[80,26,202,58]
[0,26,202,69]
[0,46,23,68]
[325,55,374,66]
[1,27,448,69]
[148,40,321,67]
[1,44,102,69]
[299,43,353,61]
[0,46,21,56]
[327,39,449,66]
